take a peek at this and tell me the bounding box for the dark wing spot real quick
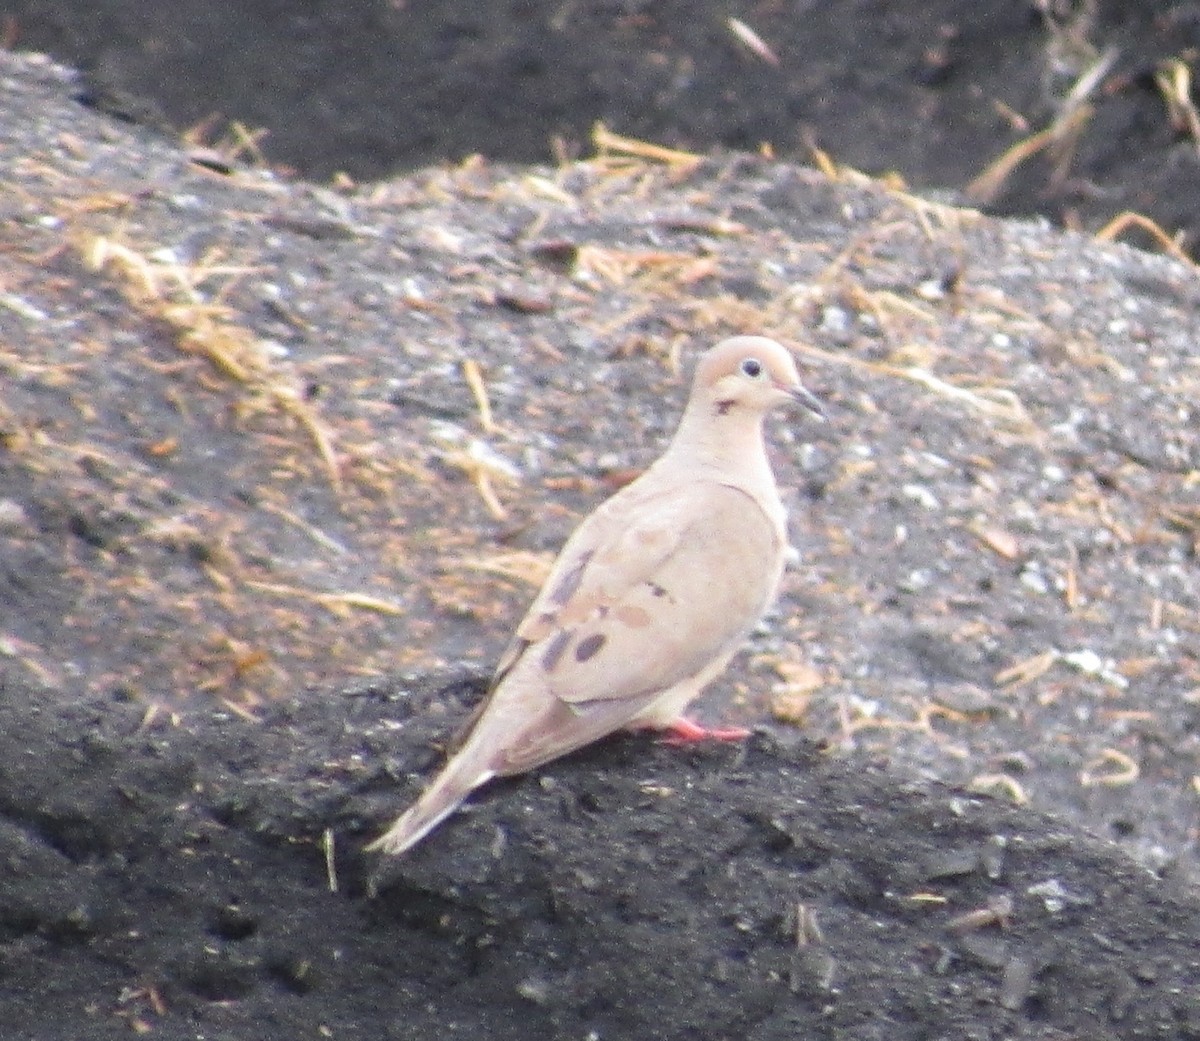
[649,582,668,598]
[548,551,593,606]
[574,633,606,663]
[541,629,572,673]
[715,399,734,416]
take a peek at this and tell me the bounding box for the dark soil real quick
[6,671,1200,1040]
[2,4,1200,1037]
[7,0,1200,251]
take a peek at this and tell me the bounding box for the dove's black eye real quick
[740,358,763,378]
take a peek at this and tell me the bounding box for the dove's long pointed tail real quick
[366,753,496,857]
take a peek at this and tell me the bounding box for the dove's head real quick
[695,336,826,421]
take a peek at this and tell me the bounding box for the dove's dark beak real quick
[786,382,827,421]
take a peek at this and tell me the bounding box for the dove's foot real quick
[659,717,752,745]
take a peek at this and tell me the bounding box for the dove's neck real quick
[663,404,778,493]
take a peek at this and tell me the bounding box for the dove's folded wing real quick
[499,480,782,708]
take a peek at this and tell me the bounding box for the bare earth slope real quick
[2,50,1200,1039]
[6,672,1200,1040]
[7,0,1200,254]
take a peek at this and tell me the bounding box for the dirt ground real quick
[2,3,1200,1038]
[7,0,1200,253]
[7,673,1200,1040]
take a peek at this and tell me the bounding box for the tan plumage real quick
[368,336,825,856]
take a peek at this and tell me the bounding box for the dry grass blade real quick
[728,17,780,66]
[591,122,703,173]
[995,650,1057,689]
[462,358,498,435]
[1155,58,1200,155]
[441,441,519,521]
[788,339,1036,432]
[1094,211,1195,265]
[84,233,344,491]
[967,45,1115,204]
[244,580,404,616]
[1079,748,1139,787]
[967,773,1030,805]
[965,104,1093,205]
[451,549,555,588]
[899,367,1033,428]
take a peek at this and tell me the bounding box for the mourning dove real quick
[369,335,825,856]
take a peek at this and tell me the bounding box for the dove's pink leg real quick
[659,717,752,745]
